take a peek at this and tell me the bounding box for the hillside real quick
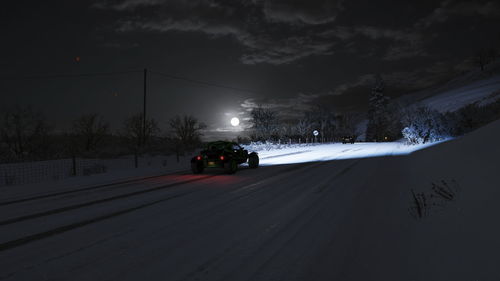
[399,60,500,112]
[308,119,500,281]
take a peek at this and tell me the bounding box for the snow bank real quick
[336,119,500,281]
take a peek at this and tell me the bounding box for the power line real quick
[0,68,262,95]
[151,70,259,94]
[0,70,142,81]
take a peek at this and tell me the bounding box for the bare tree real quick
[121,113,160,167]
[71,114,109,154]
[169,115,206,146]
[122,113,159,149]
[0,106,51,161]
[276,121,294,141]
[249,106,279,141]
[304,106,336,142]
[294,119,310,140]
[168,115,206,162]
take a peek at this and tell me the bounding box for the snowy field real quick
[244,141,445,166]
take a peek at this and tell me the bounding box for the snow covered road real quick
[0,122,499,280]
[0,160,363,280]
[251,141,442,165]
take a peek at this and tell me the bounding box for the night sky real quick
[1,0,500,139]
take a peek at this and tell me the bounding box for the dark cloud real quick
[91,0,495,121]
[262,0,344,25]
[93,0,198,11]
[320,25,426,60]
[416,0,500,28]
[239,35,335,65]
[383,44,426,61]
[95,0,339,64]
[94,0,431,65]
[95,0,470,66]
[101,41,139,48]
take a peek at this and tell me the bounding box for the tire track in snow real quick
[0,190,198,253]
[0,175,215,227]
[178,160,359,281]
[0,171,191,207]
[0,161,326,253]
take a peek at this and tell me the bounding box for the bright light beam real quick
[243,141,450,166]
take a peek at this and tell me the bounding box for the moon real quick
[230,117,240,127]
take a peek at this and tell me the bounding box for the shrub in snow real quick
[408,179,460,220]
[401,106,449,144]
[243,141,311,152]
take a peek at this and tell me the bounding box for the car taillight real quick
[220,155,225,160]
[196,156,202,161]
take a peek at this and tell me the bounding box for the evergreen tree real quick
[365,75,392,141]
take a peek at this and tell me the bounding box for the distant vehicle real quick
[190,141,259,174]
[342,136,356,144]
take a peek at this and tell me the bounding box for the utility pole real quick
[143,68,147,147]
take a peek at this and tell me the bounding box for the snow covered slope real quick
[328,119,500,281]
[399,60,500,112]
[420,75,500,112]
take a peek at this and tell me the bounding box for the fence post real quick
[72,155,77,176]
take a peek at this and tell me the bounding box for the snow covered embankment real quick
[329,119,500,281]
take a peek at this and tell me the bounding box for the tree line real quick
[247,73,500,145]
[246,105,364,144]
[0,109,206,164]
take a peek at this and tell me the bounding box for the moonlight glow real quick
[230,117,240,126]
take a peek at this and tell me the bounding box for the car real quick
[342,136,356,144]
[190,141,259,174]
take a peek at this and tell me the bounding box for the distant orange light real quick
[75,56,81,62]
